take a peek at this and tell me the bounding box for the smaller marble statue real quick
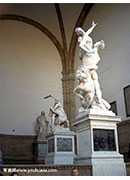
[75,21,113,114]
[44,95,70,132]
[35,111,49,141]
[49,98,70,130]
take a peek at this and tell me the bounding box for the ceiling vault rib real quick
[54,3,68,54]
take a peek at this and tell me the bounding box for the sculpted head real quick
[41,111,45,116]
[75,27,93,49]
[75,27,85,36]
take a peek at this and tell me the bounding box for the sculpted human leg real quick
[91,70,102,104]
[91,70,110,110]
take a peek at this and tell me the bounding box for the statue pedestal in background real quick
[43,96,76,165]
[46,128,75,165]
[34,111,48,164]
[73,112,126,176]
[33,140,47,164]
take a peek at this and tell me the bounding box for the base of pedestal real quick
[47,153,75,165]
[46,128,75,165]
[73,112,126,176]
[75,153,126,176]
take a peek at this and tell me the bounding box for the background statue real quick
[49,98,70,129]
[35,111,49,140]
[75,21,111,112]
[44,95,70,132]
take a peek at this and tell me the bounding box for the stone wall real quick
[117,119,130,162]
[0,18,63,135]
[0,134,36,164]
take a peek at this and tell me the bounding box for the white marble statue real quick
[74,64,95,110]
[74,21,113,113]
[48,98,70,132]
[35,111,49,140]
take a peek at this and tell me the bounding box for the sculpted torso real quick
[74,21,111,112]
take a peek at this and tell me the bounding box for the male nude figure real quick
[75,21,110,110]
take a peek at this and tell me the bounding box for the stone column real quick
[62,72,76,127]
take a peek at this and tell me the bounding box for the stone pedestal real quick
[33,140,47,164]
[73,112,126,176]
[46,128,75,165]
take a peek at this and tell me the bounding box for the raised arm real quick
[85,21,97,36]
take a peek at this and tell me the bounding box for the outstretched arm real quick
[86,21,97,36]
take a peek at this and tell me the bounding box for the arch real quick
[0,14,65,67]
